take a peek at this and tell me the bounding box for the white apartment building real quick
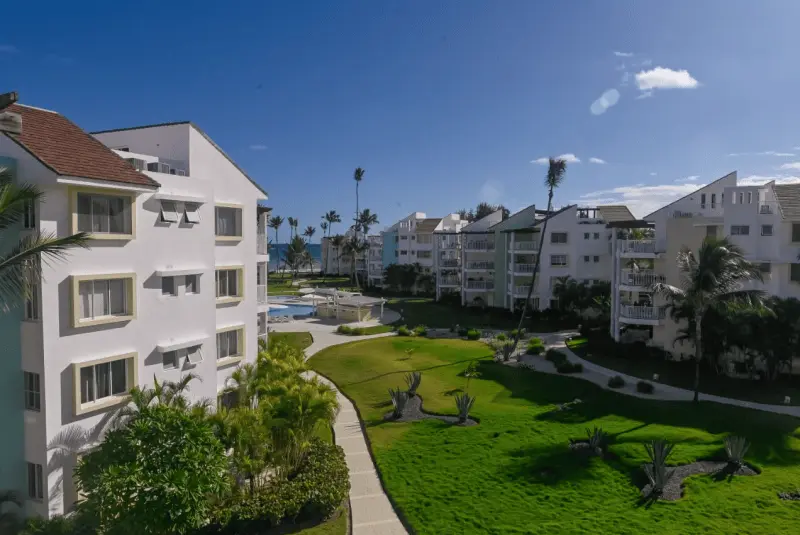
[366,234,383,287]
[0,104,267,517]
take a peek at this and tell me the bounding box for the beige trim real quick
[70,273,137,328]
[214,203,244,241]
[69,186,137,241]
[215,266,245,305]
[216,324,246,367]
[72,352,138,416]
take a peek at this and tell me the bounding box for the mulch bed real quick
[383,394,478,426]
[641,461,758,501]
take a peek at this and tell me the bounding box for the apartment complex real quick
[0,104,268,516]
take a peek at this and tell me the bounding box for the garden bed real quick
[383,394,477,426]
[641,461,758,501]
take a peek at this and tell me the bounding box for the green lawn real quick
[310,337,800,535]
[567,337,800,406]
[270,331,314,351]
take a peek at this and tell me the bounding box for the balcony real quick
[465,280,494,291]
[759,202,778,215]
[440,259,460,268]
[465,240,495,252]
[439,239,460,249]
[439,276,461,287]
[618,239,656,256]
[511,285,531,296]
[619,305,666,324]
[257,284,267,305]
[513,241,538,251]
[466,261,494,271]
[619,269,665,288]
[257,232,268,255]
[512,263,536,273]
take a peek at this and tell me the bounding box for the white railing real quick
[466,261,494,270]
[257,284,267,305]
[513,285,531,295]
[620,305,665,321]
[439,277,461,286]
[440,259,460,267]
[514,241,538,251]
[514,263,536,273]
[620,270,665,287]
[465,280,494,290]
[439,239,459,249]
[618,239,656,254]
[257,233,268,255]
[465,240,495,251]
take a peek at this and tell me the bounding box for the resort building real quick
[0,103,267,517]
[367,234,383,287]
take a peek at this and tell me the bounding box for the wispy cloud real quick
[779,162,800,170]
[640,59,653,67]
[0,45,17,53]
[739,174,800,186]
[478,180,504,204]
[590,88,621,115]
[635,67,700,91]
[635,91,653,100]
[614,51,634,57]
[675,175,699,183]
[575,182,705,218]
[650,172,657,176]
[249,144,267,151]
[728,151,795,157]
[588,157,606,164]
[532,153,580,165]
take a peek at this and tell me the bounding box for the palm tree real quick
[323,210,341,238]
[511,158,567,354]
[353,168,365,241]
[268,215,284,247]
[0,167,90,311]
[302,225,316,243]
[652,237,764,403]
[343,236,368,289]
[357,208,379,236]
[0,491,21,534]
[320,221,328,237]
[286,217,298,240]
[330,234,345,276]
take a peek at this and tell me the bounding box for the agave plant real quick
[405,371,422,397]
[492,340,516,362]
[586,426,607,456]
[643,439,675,497]
[389,387,409,419]
[724,435,750,468]
[455,392,476,423]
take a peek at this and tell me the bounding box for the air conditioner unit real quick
[125,158,146,171]
[169,169,187,176]
[147,162,171,174]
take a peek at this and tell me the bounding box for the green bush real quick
[336,325,352,334]
[413,324,428,337]
[458,327,469,337]
[21,513,96,535]
[528,337,544,347]
[396,325,412,336]
[510,328,525,338]
[556,361,583,374]
[336,325,366,336]
[495,333,507,341]
[637,381,654,394]
[607,375,625,388]
[545,349,568,367]
[526,344,543,355]
[465,329,481,341]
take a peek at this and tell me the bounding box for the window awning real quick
[156,336,207,353]
[153,192,206,204]
[155,267,205,277]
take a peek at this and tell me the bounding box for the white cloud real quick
[635,67,700,90]
[531,153,581,165]
[739,174,800,186]
[590,88,621,115]
[780,162,800,170]
[728,151,795,157]
[0,45,17,53]
[249,144,267,151]
[478,180,504,204]
[641,59,653,67]
[635,91,653,100]
[589,157,606,164]
[675,175,699,183]
[614,51,634,57]
[575,182,705,218]
[650,172,657,176]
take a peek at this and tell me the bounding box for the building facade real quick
[0,104,267,517]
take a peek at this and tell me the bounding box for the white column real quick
[509,232,515,311]
[611,231,620,341]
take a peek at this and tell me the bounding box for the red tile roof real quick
[3,104,159,188]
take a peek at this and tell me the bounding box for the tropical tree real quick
[456,202,510,223]
[303,225,316,243]
[286,217,299,240]
[652,237,764,403]
[284,235,308,282]
[343,236,368,289]
[330,234,345,276]
[268,215,284,247]
[323,210,341,237]
[357,208,379,236]
[511,158,568,353]
[0,167,90,311]
[320,221,328,237]
[353,168,365,240]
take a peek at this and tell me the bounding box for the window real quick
[161,276,176,296]
[793,224,800,242]
[215,205,242,238]
[721,193,724,205]
[730,225,749,236]
[593,256,600,263]
[792,264,800,283]
[163,351,178,370]
[159,201,178,223]
[758,262,772,273]
[23,199,35,229]
[400,235,408,240]
[185,274,199,294]
[593,233,600,240]
[78,356,132,406]
[550,232,568,244]
[583,255,590,263]
[27,462,43,501]
[215,269,242,300]
[411,235,416,241]
[24,281,39,320]
[186,345,203,364]
[76,192,132,236]
[711,193,716,209]
[217,328,243,360]
[748,191,753,204]
[550,254,568,267]
[76,277,131,323]
[761,224,774,237]
[700,193,706,208]
[184,203,200,224]
[706,225,718,238]
[583,232,590,240]
[24,372,40,412]
[738,192,744,204]
[400,250,407,256]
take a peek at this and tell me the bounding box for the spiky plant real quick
[586,426,607,456]
[724,435,750,468]
[455,392,476,423]
[389,387,409,419]
[405,371,422,397]
[643,439,675,497]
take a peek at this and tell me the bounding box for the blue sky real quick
[4,1,800,240]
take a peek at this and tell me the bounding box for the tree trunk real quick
[693,313,702,403]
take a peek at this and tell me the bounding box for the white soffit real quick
[156,336,207,353]
[155,267,205,277]
[153,192,206,203]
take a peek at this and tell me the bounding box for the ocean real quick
[269,243,322,271]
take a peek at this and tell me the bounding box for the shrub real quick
[526,344,543,355]
[336,325,366,336]
[586,426,607,456]
[607,375,625,389]
[413,324,428,337]
[495,333,507,341]
[458,327,469,337]
[389,387,409,418]
[556,361,583,374]
[724,435,750,468]
[528,337,544,347]
[396,325,412,336]
[336,325,352,335]
[465,329,481,341]
[510,328,525,339]
[454,392,476,423]
[643,439,675,497]
[405,371,422,397]
[545,349,568,367]
[636,381,654,394]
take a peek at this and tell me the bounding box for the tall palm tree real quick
[343,236,368,290]
[330,234,345,276]
[0,168,89,311]
[286,217,298,240]
[511,158,567,354]
[353,168,365,241]
[323,210,341,238]
[652,237,763,403]
[268,215,284,247]
[302,225,316,243]
[320,221,328,237]
[357,208,379,236]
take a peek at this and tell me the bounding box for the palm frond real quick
[650,282,685,301]
[545,158,568,190]
[0,174,42,231]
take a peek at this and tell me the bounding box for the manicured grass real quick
[310,337,800,535]
[270,331,314,351]
[293,509,347,535]
[337,324,395,336]
[567,337,800,406]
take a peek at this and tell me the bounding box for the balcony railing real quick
[512,285,531,295]
[440,259,460,267]
[439,277,461,286]
[618,239,656,254]
[257,233,268,255]
[439,240,460,249]
[257,284,267,305]
[513,263,536,273]
[619,270,665,287]
[466,261,494,270]
[620,305,665,321]
[514,241,538,251]
[465,280,494,290]
[465,240,495,251]
[759,202,778,215]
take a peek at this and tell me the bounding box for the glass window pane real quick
[95,362,111,399]
[80,367,94,403]
[92,197,109,233]
[79,281,93,319]
[91,280,108,317]
[162,277,175,296]
[186,275,197,294]
[109,279,126,315]
[216,207,237,236]
[230,330,239,356]
[216,271,225,297]
[108,196,127,233]
[227,270,238,296]
[111,359,127,395]
[77,194,92,232]
[27,463,36,498]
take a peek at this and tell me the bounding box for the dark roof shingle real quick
[597,205,635,223]
[415,218,442,233]
[3,104,159,188]
[774,184,800,219]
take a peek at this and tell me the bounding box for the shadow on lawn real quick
[342,357,488,388]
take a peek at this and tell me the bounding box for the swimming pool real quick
[269,304,315,317]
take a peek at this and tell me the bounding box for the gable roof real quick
[774,184,800,219]
[415,218,442,233]
[90,121,268,197]
[489,204,540,232]
[642,171,737,220]
[597,205,634,222]
[4,104,159,188]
